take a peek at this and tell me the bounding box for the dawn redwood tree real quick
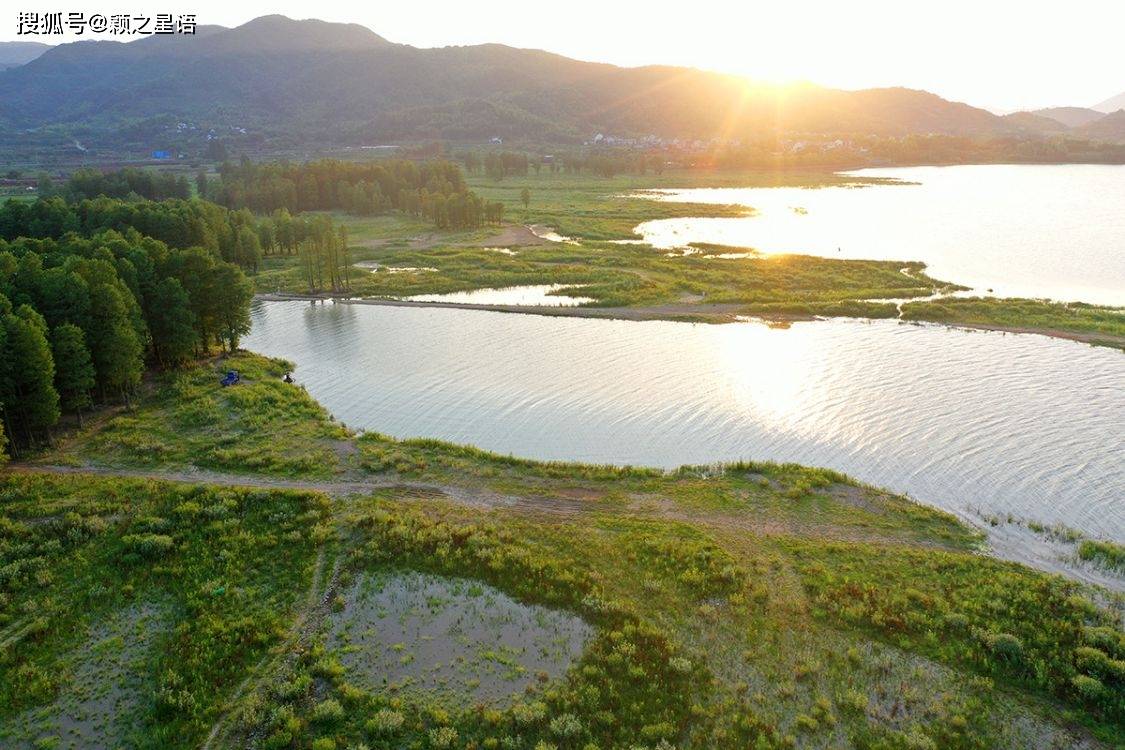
[338,226,350,293]
[256,221,275,256]
[212,264,254,351]
[148,277,198,368]
[32,266,91,330]
[1,302,60,447]
[169,247,220,352]
[236,225,262,273]
[51,322,95,425]
[86,283,144,401]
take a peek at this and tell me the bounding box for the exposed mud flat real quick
[326,571,591,706]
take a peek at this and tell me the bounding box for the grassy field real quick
[3,352,1122,749]
[46,352,349,478]
[253,171,1123,346]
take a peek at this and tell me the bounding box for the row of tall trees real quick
[52,167,193,202]
[0,228,253,455]
[210,158,502,230]
[0,196,264,273]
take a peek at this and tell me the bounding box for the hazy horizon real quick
[4,1,1124,113]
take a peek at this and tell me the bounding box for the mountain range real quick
[1,16,1123,146]
[0,40,50,70]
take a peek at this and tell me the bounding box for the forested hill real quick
[0,15,1052,144]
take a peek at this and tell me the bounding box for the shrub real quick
[121,533,174,559]
[549,713,583,737]
[365,708,405,736]
[1075,646,1110,675]
[980,631,1023,662]
[312,698,344,724]
[428,726,458,749]
[1071,674,1105,701]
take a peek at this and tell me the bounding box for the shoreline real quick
[254,292,1125,347]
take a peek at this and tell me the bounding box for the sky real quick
[5,0,1124,112]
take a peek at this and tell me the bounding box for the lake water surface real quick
[245,301,1124,542]
[634,164,1125,306]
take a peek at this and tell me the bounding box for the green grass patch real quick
[1078,540,1125,574]
[0,472,330,748]
[52,352,348,478]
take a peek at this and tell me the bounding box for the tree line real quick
[209,158,504,230]
[256,210,353,294]
[0,225,252,457]
[51,167,193,202]
[0,196,265,274]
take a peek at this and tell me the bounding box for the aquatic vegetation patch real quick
[245,506,708,749]
[1078,540,1125,575]
[325,570,592,706]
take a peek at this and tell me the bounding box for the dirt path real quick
[7,463,590,516]
[9,464,965,548]
[8,464,1121,593]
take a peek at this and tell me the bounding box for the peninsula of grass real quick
[468,169,897,240]
[252,170,1122,347]
[4,351,1122,748]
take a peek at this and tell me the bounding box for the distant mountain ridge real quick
[0,40,50,69]
[1094,91,1125,114]
[1029,107,1106,128]
[0,16,1122,146]
[1073,109,1125,142]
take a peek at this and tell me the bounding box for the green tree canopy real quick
[1,302,60,446]
[51,322,95,419]
[148,278,199,368]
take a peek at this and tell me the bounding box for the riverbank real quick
[254,291,1125,349]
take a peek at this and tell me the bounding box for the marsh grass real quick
[901,297,1125,343]
[1078,541,1125,575]
[0,473,329,748]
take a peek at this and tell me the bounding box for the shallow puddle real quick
[326,571,591,706]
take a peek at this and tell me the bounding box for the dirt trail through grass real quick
[7,464,951,550]
[201,545,342,750]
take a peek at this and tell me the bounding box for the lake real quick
[245,300,1125,542]
[634,164,1125,306]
